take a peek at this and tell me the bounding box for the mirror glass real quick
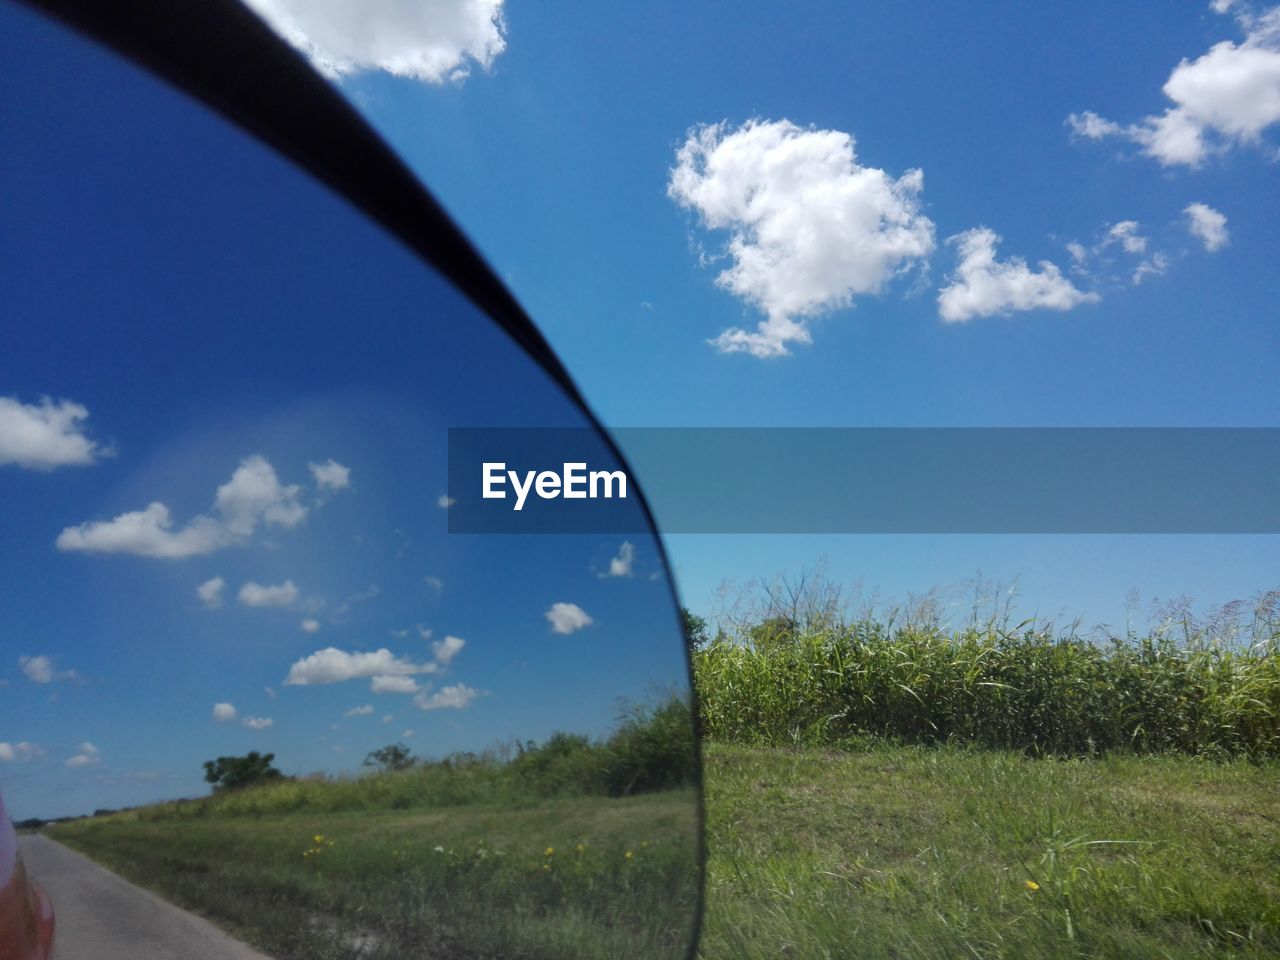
[0,4,699,959]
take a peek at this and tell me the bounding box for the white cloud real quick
[343,705,374,717]
[265,686,277,699]
[545,602,593,635]
[382,714,393,724]
[66,742,100,768]
[414,683,480,711]
[197,576,226,609]
[18,654,77,685]
[239,579,299,608]
[604,541,635,578]
[301,618,321,633]
[57,455,317,559]
[56,502,224,559]
[436,494,456,509]
[937,228,1099,323]
[215,455,307,537]
[1133,252,1171,285]
[1067,8,1280,167]
[424,575,444,593]
[309,459,351,494]
[1103,221,1148,255]
[241,716,273,730]
[668,118,935,357]
[417,624,433,641]
[242,0,506,85]
[1066,110,1124,141]
[401,729,415,739]
[1185,202,1230,251]
[284,647,436,686]
[0,396,108,470]
[213,702,238,723]
[0,742,41,762]
[432,635,466,665]
[371,675,421,694]
[389,628,410,639]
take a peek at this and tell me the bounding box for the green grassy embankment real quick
[48,696,700,960]
[698,742,1279,959]
[693,605,1280,959]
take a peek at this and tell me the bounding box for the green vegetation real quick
[698,742,1280,959]
[203,751,284,791]
[50,697,700,960]
[690,580,1280,959]
[692,591,1280,758]
[53,792,698,960]
[363,742,415,773]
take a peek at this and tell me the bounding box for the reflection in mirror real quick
[0,5,699,959]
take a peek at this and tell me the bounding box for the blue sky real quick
[237,1,1278,622]
[0,3,685,820]
[2,2,1279,818]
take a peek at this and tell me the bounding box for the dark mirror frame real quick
[13,0,706,954]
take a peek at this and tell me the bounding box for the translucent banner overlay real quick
[448,428,1280,534]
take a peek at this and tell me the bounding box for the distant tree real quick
[202,751,283,792]
[681,607,710,651]
[363,742,415,772]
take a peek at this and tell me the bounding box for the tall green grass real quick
[125,694,697,822]
[694,594,1280,758]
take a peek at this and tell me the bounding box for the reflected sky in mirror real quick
[0,2,689,823]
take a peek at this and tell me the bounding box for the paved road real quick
[17,835,274,960]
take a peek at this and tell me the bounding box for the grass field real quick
[698,742,1280,960]
[51,788,699,960]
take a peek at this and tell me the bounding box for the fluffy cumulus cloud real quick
[66,742,100,768]
[0,742,41,762]
[1068,6,1280,167]
[239,579,300,608]
[241,716,273,730]
[370,675,421,694]
[604,541,635,578]
[1185,202,1230,251]
[56,455,318,559]
[212,702,238,723]
[197,576,226,609]
[436,494,455,509]
[545,602,593,635]
[668,118,935,357]
[414,683,481,711]
[56,503,224,559]
[0,396,108,470]
[242,0,506,84]
[284,647,436,686]
[309,458,351,495]
[432,635,466,665]
[18,654,77,684]
[301,618,321,634]
[214,456,307,537]
[937,228,1099,323]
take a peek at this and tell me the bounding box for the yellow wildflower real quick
[544,846,555,856]
[1025,880,1040,891]
[624,850,634,859]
